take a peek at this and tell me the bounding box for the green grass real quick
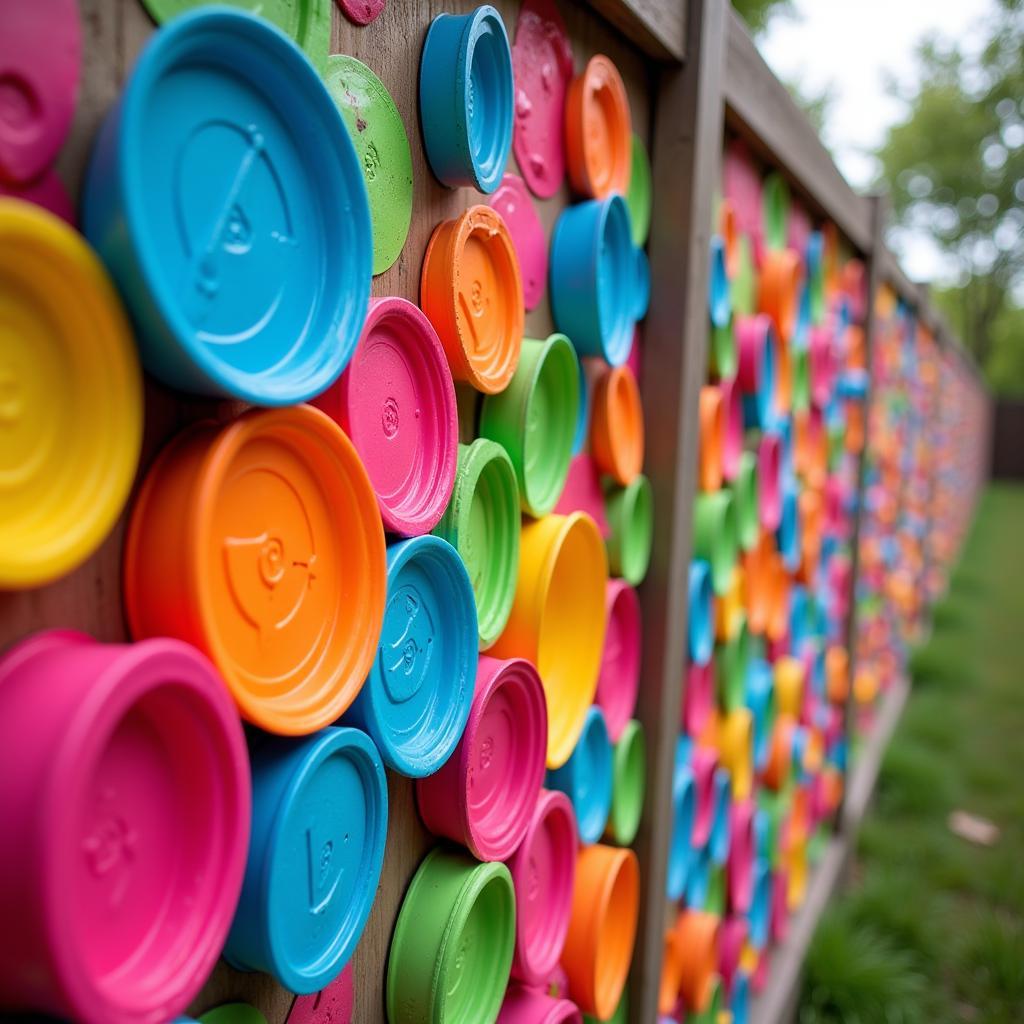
[800,485,1024,1023]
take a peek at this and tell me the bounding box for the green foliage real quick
[876,4,1024,385]
[802,486,1024,1021]
[731,0,793,36]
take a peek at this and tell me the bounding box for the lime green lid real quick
[626,135,652,247]
[606,719,646,846]
[762,172,790,252]
[734,454,760,552]
[605,474,654,585]
[693,490,738,596]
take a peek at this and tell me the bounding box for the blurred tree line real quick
[734,0,1024,396]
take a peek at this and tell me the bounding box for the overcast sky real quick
[757,0,993,282]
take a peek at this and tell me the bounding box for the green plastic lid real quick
[479,334,579,518]
[762,172,790,252]
[606,719,646,846]
[323,56,413,275]
[730,233,756,316]
[434,439,520,649]
[198,1005,267,1024]
[716,613,751,712]
[693,490,738,596]
[386,848,515,1024]
[625,134,652,247]
[734,453,760,552]
[709,317,737,380]
[605,474,654,586]
[792,346,810,414]
[141,0,330,71]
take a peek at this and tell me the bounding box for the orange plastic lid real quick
[674,910,720,1014]
[765,551,790,642]
[421,205,524,394]
[125,405,387,735]
[659,929,684,1014]
[698,385,724,492]
[719,198,738,278]
[565,55,632,199]
[591,364,645,486]
[758,248,801,343]
[825,645,850,703]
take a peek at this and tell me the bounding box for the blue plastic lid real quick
[742,319,777,431]
[744,658,774,774]
[708,234,731,328]
[633,245,651,322]
[550,194,636,366]
[225,726,388,993]
[685,839,711,909]
[731,971,751,1024]
[667,741,696,901]
[777,483,801,573]
[709,767,732,866]
[546,704,613,845]
[345,536,477,777]
[688,560,714,667]
[570,351,591,456]
[83,8,371,405]
[419,5,513,193]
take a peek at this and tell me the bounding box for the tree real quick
[876,3,1024,376]
[731,0,793,36]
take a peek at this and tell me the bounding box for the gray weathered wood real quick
[585,0,686,62]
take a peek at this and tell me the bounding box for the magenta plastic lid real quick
[0,0,81,184]
[0,630,250,1024]
[338,0,386,25]
[554,455,610,536]
[0,169,75,224]
[286,963,354,1023]
[490,173,548,310]
[511,0,574,198]
[682,659,715,739]
[758,432,782,532]
[313,297,458,536]
[727,798,755,914]
[498,983,582,1024]
[507,788,578,985]
[417,656,548,861]
[594,580,641,743]
[690,746,718,849]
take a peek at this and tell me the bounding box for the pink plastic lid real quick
[719,374,743,483]
[594,580,641,743]
[718,916,748,996]
[690,746,718,849]
[0,0,81,184]
[507,789,578,985]
[286,964,354,1023]
[682,659,715,739]
[511,0,574,198]
[737,315,771,394]
[554,454,610,535]
[786,201,812,254]
[498,983,582,1024]
[490,173,548,310]
[757,432,782,531]
[626,328,643,382]
[727,798,755,914]
[313,297,457,536]
[0,631,250,1024]
[337,0,386,25]
[416,656,548,861]
[722,140,762,240]
[1,170,75,224]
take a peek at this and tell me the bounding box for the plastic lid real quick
[565,55,632,199]
[313,296,458,536]
[688,561,714,666]
[199,1006,267,1024]
[591,364,645,487]
[489,173,548,309]
[416,655,548,861]
[124,406,387,735]
[594,579,642,742]
[498,984,582,1024]
[710,318,737,380]
[761,172,790,251]
[715,614,750,712]
[83,8,368,404]
[0,0,80,184]
[693,490,737,597]
[420,6,514,193]
[683,660,715,740]
[667,752,696,901]
[507,788,578,985]
[511,0,574,198]
[709,235,731,328]
[323,56,412,275]
[387,849,516,1024]
[0,199,143,588]
[285,964,354,1023]
[734,453,760,552]
[605,474,654,586]
[674,911,720,1014]
[344,536,476,777]
[562,844,639,1020]
[626,134,652,246]
[225,727,387,993]
[491,512,609,768]
[479,333,579,517]
[547,704,613,845]
[699,384,724,492]
[421,205,524,393]
[607,719,646,846]
[433,439,520,649]
[550,195,636,366]
[338,0,386,25]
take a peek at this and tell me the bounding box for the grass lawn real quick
[799,484,1024,1023]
